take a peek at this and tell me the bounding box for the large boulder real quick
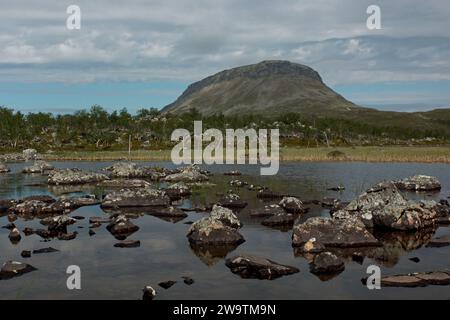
[187,218,245,246]
[310,252,345,274]
[48,169,109,185]
[101,187,170,208]
[0,163,10,173]
[338,181,437,230]
[22,161,54,174]
[225,255,299,280]
[292,216,380,248]
[164,166,209,182]
[394,175,441,191]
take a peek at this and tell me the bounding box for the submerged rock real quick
[0,261,37,280]
[363,270,450,287]
[22,161,54,174]
[394,175,441,192]
[48,168,109,185]
[279,197,306,214]
[225,255,299,280]
[33,247,59,254]
[148,206,188,219]
[0,163,10,173]
[101,187,170,208]
[182,276,194,285]
[261,213,295,227]
[310,252,345,275]
[164,166,209,182]
[163,182,192,201]
[256,189,284,199]
[114,240,141,248]
[158,280,176,289]
[292,216,380,248]
[250,204,285,217]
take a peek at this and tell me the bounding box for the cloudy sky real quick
[1,0,450,113]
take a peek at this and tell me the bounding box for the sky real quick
[1,0,450,114]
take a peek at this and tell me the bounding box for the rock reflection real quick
[189,243,239,266]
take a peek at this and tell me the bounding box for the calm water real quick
[0,161,449,300]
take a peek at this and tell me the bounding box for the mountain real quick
[162,60,450,135]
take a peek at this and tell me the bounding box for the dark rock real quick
[89,217,111,224]
[321,197,339,208]
[279,197,306,214]
[142,286,156,300]
[33,247,59,254]
[41,215,77,231]
[89,230,96,236]
[182,276,194,285]
[101,187,170,208]
[327,186,345,191]
[292,216,380,248]
[2,223,16,230]
[114,240,141,248]
[22,161,54,174]
[224,170,241,176]
[225,255,299,280]
[7,213,17,222]
[158,280,176,289]
[21,251,31,258]
[0,163,10,173]
[57,232,77,240]
[310,252,345,274]
[217,193,247,209]
[249,204,285,217]
[352,253,365,265]
[163,182,192,200]
[48,168,109,185]
[0,261,37,280]
[9,228,21,243]
[164,165,208,182]
[261,213,295,227]
[22,195,55,203]
[148,206,188,219]
[409,257,420,263]
[298,238,326,254]
[106,215,139,239]
[257,189,284,199]
[187,218,245,246]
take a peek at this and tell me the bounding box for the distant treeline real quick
[0,105,448,152]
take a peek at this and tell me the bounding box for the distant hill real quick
[163,60,450,136]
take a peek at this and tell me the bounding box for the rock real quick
[394,175,441,192]
[187,218,245,246]
[148,206,188,219]
[48,168,109,185]
[310,252,345,274]
[339,182,437,230]
[0,163,10,173]
[106,215,139,239]
[249,204,285,217]
[217,193,247,209]
[256,189,284,199]
[89,229,96,236]
[9,228,21,242]
[225,255,299,280]
[41,215,77,231]
[426,235,450,248]
[33,247,59,254]
[163,182,192,200]
[98,179,152,188]
[321,197,340,208]
[300,238,325,253]
[0,261,37,280]
[57,232,77,240]
[7,214,17,222]
[327,185,345,191]
[279,197,306,214]
[101,187,170,208]
[72,216,85,220]
[224,170,242,176]
[261,213,295,227]
[409,257,420,263]
[182,276,194,285]
[229,179,247,187]
[104,162,154,178]
[22,149,38,160]
[0,199,18,213]
[210,205,242,228]
[2,223,16,230]
[59,194,100,209]
[22,195,55,203]
[142,286,156,300]
[114,240,141,248]
[158,280,176,289]
[21,251,31,258]
[22,161,54,173]
[292,216,380,248]
[164,165,209,182]
[89,217,111,224]
[370,270,450,287]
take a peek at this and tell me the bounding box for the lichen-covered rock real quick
[300,238,325,253]
[9,200,71,216]
[101,187,170,208]
[0,261,37,280]
[225,255,299,280]
[59,195,100,209]
[210,205,242,228]
[187,218,245,246]
[279,197,306,214]
[98,179,152,188]
[40,215,77,231]
[48,168,109,185]
[164,166,209,182]
[0,163,10,173]
[163,182,192,200]
[292,216,380,248]
[261,213,295,226]
[22,161,54,173]
[22,149,38,160]
[310,252,345,274]
[249,204,285,217]
[216,192,247,209]
[394,175,441,191]
[103,162,156,179]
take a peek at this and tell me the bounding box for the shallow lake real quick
[0,161,449,299]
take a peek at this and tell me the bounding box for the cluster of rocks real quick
[103,162,162,180]
[251,196,307,228]
[0,149,40,163]
[164,165,209,182]
[22,161,54,174]
[48,168,109,185]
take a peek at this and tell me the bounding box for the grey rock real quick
[48,168,109,185]
[225,255,299,280]
[394,175,441,191]
[101,187,170,208]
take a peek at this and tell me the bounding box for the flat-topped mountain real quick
[162,60,360,116]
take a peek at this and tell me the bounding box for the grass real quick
[40,146,450,163]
